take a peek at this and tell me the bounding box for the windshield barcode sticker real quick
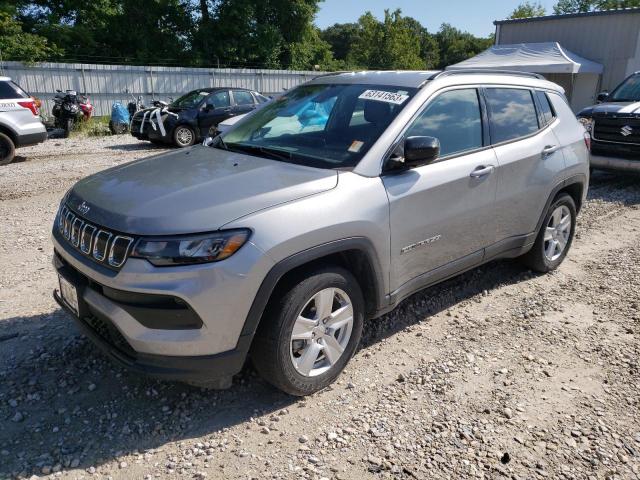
[358,90,409,105]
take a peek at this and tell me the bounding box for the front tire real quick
[173,125,195,148]
[0,132,16,166]
[522,193,576,273]
[63,118,74,138]
[252,267,364,396]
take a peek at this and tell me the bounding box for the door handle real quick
[469,165,495,178]
[541,145,560,157]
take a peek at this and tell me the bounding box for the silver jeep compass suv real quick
[52,70,589,396]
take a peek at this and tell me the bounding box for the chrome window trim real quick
[108,236,134,268]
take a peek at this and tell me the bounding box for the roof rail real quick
[431,69,545,80]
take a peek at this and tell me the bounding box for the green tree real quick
[435,23,493,68]
[0,11,60,61]
[350,9,425,69]
[553,0,640,13]
[509,1,547,18]
[321,22,359,62]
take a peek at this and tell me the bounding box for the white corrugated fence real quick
[0,61,325,117]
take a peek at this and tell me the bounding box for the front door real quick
[383,88,499,293]
[198,90,232,136]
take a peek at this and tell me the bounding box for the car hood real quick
[578,101,640,117]
[66,146,338,235]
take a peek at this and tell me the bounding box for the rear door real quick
[485,87,565,241]
[384,87,499,293]
[231,90,257,116]
[197,90,232,136]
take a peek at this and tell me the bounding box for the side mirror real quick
[596,91,609,103]
[203,103,214,112]
[404,136,440,168]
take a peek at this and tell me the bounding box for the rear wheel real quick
[173,125,195,147]
[522,193,576,273]
[252,267,364,396]
[0,132,16,166]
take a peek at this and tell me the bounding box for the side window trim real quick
[482,86,546,147]
[382,86,489,172]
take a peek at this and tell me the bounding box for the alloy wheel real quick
[543,205,571,261]
[176,127,193,146]
[290,287,354,377]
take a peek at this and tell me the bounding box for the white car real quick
[215,96,276,135]
[0,77,47,165]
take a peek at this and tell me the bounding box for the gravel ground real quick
[0,136,639,480]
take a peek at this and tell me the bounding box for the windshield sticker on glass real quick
[348,140,364,153]
[358,90,409,105]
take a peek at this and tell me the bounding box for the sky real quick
[315,0,558,37]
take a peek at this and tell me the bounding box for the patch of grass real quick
[71,116,113,137]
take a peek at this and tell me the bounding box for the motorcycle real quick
[52,90,93,138]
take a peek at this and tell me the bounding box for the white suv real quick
[0,77,47,165]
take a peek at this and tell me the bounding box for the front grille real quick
[57,204,135,270]
[593,117,640,144]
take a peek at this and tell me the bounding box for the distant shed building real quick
[494,8,640,107]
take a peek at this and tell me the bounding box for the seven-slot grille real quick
[57,204,135,269]
[593,117,640,144]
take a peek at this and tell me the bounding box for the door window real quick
[406,88,483,157]
[205,91,230,109]
[233,90,255,106]
[485,88,539,143]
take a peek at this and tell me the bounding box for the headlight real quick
[130,229,250,266]
[578,117,593,133]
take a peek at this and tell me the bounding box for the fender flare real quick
[535,173,587,233]
[239,237,386,338]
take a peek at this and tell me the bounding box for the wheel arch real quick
[240,238,386,339]
[0,124,18,145]
[535,174,586,233]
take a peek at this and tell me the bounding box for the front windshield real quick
[219,83,417,169]
[610,75,640,102]
[171,90,210,108]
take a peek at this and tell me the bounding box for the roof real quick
[309,69,565,91]
[309,71,440,88]
[447,42,603,74]
[494,7,640,25]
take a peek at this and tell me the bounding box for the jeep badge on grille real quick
[77,201,91,215]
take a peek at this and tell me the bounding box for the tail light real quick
[583,131,591,151]
[18,99,39,116]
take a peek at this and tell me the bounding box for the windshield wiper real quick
[225,143,294,162]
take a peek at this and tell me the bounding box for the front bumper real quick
[52,231,273,383]
[53,289,249,385]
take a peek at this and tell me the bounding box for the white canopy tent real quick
[447,42,604,111]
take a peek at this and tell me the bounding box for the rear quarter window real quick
[0,81,29,100]
[535,91,556,126]
[485,88,539,144]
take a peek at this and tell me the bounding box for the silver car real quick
[52,70,589,395]
[0,77,47,165]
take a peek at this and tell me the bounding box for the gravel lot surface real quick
[0,136,639,480]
